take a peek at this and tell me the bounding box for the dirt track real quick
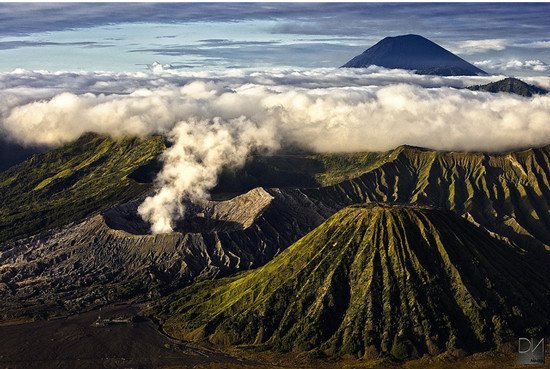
[0,304,246,369]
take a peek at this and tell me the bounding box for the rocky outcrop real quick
[103,187,275,234]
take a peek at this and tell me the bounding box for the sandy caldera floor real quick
[1,303,548,369]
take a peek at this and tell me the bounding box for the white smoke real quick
[137,117,278,234]
[1,68,550,233]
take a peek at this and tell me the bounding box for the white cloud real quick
[474,59,550,73]
[515,40,550,49]
[147,61,174,73]
[520,60,549,72]
[1,67,550,233]
[472,60,493,67]
[448,39,508,55]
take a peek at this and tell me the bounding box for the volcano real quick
[342,34,487,76]
[157,204,550,359]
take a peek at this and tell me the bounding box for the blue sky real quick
[0,3,549,74]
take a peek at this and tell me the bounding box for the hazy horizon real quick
[0,3,549,75]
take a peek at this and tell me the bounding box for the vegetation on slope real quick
[310,151,390,186]
[213,151,391,197]
[156,204,550,359]
[0,133,165,242]
[4,132,550,259]
[0,136,388,241]
[306,145,550,254]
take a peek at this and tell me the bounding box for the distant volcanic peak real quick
[468,77,548,97]
[161,203,550,359]
[342,34,487,76]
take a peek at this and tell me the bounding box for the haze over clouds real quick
[0,3,549,73]
[449,39,508,55]
[2,68,550,232]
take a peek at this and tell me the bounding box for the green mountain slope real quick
[156,204,550,359]
[0,133,165,242]
[0,134,391,242]
[213,151,390,197]
[307,145,550,254]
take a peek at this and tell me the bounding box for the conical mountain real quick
[342,34,487,76]
[468,77,548,97]
[157,204,550,359]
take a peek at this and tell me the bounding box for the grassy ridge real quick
[0,138,392,241]
[213,151,390,196]
[307,145,550,253]
[0,133,165,242]
[311,151,390,186]
[3,136,550,253]
[156,205,550,359]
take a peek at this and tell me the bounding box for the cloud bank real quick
[448,39,508,55]
[1,68,550,232]
[475,59,550,73]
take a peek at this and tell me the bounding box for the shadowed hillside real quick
[342,34,487,76]
[0,139,42,172]
[156,204,550,359]
[0,133,390,243]
[0,133,166,242]
[467,77,548,97]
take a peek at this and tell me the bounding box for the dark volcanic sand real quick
[0,304,245,369]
